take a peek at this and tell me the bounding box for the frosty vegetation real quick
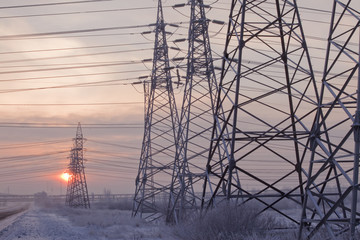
[0,193,359,240]
[33,194,178,240]
[174,202,360,240]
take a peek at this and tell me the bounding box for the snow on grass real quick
[173,202,360,240]
[0,206,89,240]
[0,196,179,240]
[174,202,297,240]
[1,196,359,240]
[52,207,177,240]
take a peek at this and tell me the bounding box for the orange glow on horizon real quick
[61,172,71,182]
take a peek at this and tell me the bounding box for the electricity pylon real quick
[167,0,219,223]
[299,1,360,239]
[132,0,179,221]
[201,0,319,226]
[65,122,90,208]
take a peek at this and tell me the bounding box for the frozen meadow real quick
[0,197,358,240]
[0,199,178,240]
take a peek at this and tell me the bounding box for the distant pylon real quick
[167,0,219,223]
[201,0,319,226]
[132,0,179,221]
[65,122,90,208]
[299,1,360,239]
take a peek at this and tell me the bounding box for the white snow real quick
[0,206,90,240]
[0,204,29,235]
[0,203,180,240]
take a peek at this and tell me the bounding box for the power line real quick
[0,150,68,163]
[0,6,173,19]
[0,0,111,9]
[86,171,135,181]
[0,124,143,129]
[1,173,60,183]
[1,60,145,69]
[0,73,143,83]
[87,139,141,150]
[0,102,142,106]
[0,139,70,150]
[0,65,146,76]
[0,22,185,39]
[0,31,148,41]
[0,122,142,126]
[0,42,152,55]
[0,71,147,94]
[0,49,152,65]
[212,1,334,15]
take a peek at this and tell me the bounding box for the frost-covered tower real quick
[202,0,319,226]
[167,0,219,223]
[300,1,360,239]
[65,122,90,208]
[133,0,179,221]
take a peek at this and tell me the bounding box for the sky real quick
[0,0,358,195]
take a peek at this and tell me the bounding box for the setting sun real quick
[61,172,71,182]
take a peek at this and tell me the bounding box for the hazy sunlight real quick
[61,172,71,182]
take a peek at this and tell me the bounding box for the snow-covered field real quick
[0,202,179,240]
[0,200,303,240]
[1,199,357,240]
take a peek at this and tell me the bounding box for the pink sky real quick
[0,0,358,195]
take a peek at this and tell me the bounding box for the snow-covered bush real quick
[174,202,360,240]
[174,202,292,240]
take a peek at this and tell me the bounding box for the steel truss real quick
[167,0,218,223]
[132,0,180,221]
[300,1,360,239]
[65,122,90,208]
[201,0,319,226]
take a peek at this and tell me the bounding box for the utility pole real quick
[299,1,360,239]
[65,122,90,208]
[167,0,220,223]
[201,0,319,227]
[132,0,179,221]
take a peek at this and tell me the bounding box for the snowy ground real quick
[0,202,180,240]
[2,200,356,240]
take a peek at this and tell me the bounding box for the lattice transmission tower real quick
[167,0,219,223]
[201,0,319,225]
[132,0,180,221]
[299,1,360,239]
[65,122,90,208]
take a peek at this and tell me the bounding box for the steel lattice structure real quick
[65,122,90,208]
[132,0,179,221]
[299,1,360,239]
[167,0,218,223]
[201,0,319,225]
